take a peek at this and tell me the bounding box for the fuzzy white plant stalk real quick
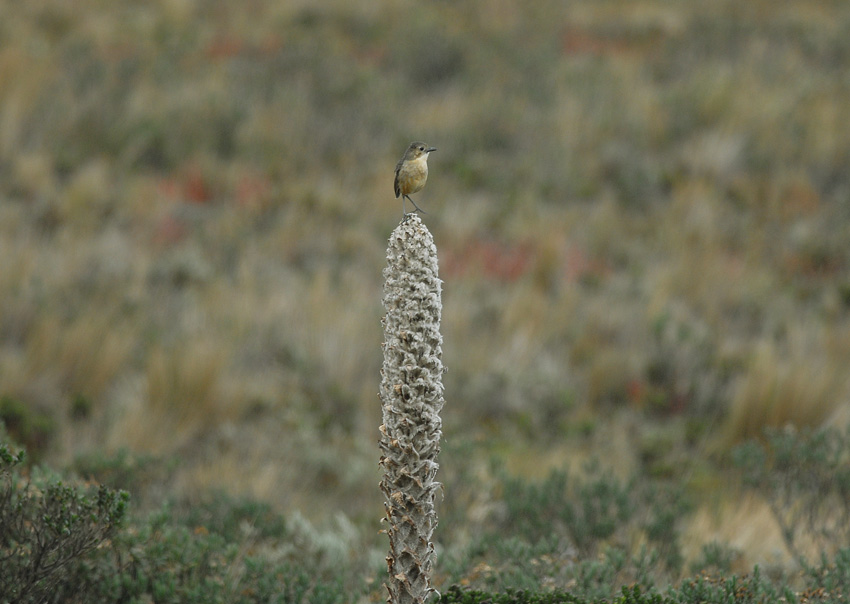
[379,214,445,604]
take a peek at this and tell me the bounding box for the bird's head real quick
[406,142,437,161]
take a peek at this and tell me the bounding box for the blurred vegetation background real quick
[2,0,850,592]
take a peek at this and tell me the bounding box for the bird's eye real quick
[419,146,424,151]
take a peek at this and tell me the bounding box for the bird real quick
[394,141,437,219]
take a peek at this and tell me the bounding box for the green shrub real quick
[51,498,351,603]
[1,436,354,603]
[437,583,675,604]
[689,541,742,575]
[57,507,343,604]
[0,440,128,604]
[175,490,288,542]
[499,463,688,565]
[732,425,850,563]
[443,463,690,598]
[72,447,175,503]
[0,396,55,461]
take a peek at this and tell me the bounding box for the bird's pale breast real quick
[397,156,429,195]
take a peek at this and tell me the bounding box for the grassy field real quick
[2,0,850,596]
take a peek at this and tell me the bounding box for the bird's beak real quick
[426,147,437,153]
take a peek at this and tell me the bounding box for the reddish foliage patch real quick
[152,213,188,246]
[182,166,212,204]
[563,244,611,283]
[157,164,212,205]
[443,238,533,282]
[443,238,612,285]
[235,172,271,208]
[561,26,664,58]
[205,36,245,60]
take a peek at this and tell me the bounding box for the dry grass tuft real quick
[723,336,848,445]
[684,494,791,574]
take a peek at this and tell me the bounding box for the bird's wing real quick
[393,159,403,198]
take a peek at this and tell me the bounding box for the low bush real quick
[442,463,690,600]
[732,425,850,564]
[0,440,127,604]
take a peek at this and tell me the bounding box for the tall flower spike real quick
[379,214,445,604]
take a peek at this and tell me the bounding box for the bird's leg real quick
[404,195,426,215]
[401,196,410,222]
